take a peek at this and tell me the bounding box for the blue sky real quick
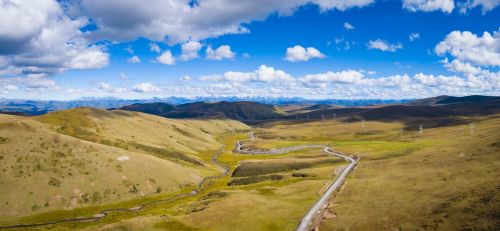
[0,0,499,99]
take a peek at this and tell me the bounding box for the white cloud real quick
[300,70,365,83]
[97,82,126,93]
[0,0,109,77]
[285,45,325,62]
[76,0,374,45]
[459,0,500,14]
[120,72,129,80]
[127,55,141,63]
[132,82,160,92]
[402,0,455,13]
[181,75,192,81]
[124,46,134,54]
[367,39,403,52]
[413,73,466,87]
[344,22,355,30]
[156,50,175,65]
[0,73,59,91]
[206,45,235,60]
[149,43,161,53]
[435,29,500,66]
[180,41,203,61]
[409,32,420,41]
[200,65,295,83]
[3,85,18,91]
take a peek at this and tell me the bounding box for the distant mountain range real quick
[293,95,500,129]
[0,97,409,115]
[120,101,281,120]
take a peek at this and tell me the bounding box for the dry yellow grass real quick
[0,109,248,222]
[319,115,500,230]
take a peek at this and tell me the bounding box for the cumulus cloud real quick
[96,82,126,93]
[285,45,325,62]
[149,43,161,53]
[200,65,295,82]
[0,73,59,91]
[74,0,374,45]
[156,50,175,65]
[132,82,160,92]
[459,0,500,13]
[409,32,420,41]
[367,39,403,52]
[127,55,141,63]
[402,0,455,13]
[0,0,109,77]
[206,45,235,60]
[300,70,365,83]
[344,22,355,30]
[180,41,203,61]
[196,64,498,98]
[435,29,500,66]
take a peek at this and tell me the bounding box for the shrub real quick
[0,136,9,144]
[48,177,61,187]
[292,172,311,177]
[228,174,284,186]
[232,159,341,177]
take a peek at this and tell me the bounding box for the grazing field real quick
[319,115,500,230]
[0,109,248,224]
[1,106,498,231]
[250,115,500,230]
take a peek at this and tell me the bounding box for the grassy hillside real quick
[0,108,249,222]
[247,114,499,230]
[320,115,500,230]
[36,108,249,164]
[0,115,203,220]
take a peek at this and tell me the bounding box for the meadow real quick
[0,108,498,231]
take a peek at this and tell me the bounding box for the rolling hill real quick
[291,95,500,129]
[0,108,249,220]
[406,95,500,106]
[120,101,283,121]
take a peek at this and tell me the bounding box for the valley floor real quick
[1,111,499,231]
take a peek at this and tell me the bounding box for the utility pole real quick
[419,124,423,135]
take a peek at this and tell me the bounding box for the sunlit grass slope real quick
[0,108,249,222]
[36,108,249,163]
[0,114,201,220]
[248,115,499,230]
[320,115,500,230]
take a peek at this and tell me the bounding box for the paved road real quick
[1,132,357,231]
[295,147,357,231]
[235,132,358,231]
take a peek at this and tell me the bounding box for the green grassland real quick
[0,109,248,224]
[250,116,500,230]
[1,108,498,231]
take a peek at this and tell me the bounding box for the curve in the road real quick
[1,132,357,231]
[234,132,358,231]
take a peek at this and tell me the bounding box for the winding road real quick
[235,132,358,231]
[0,132,357,231]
